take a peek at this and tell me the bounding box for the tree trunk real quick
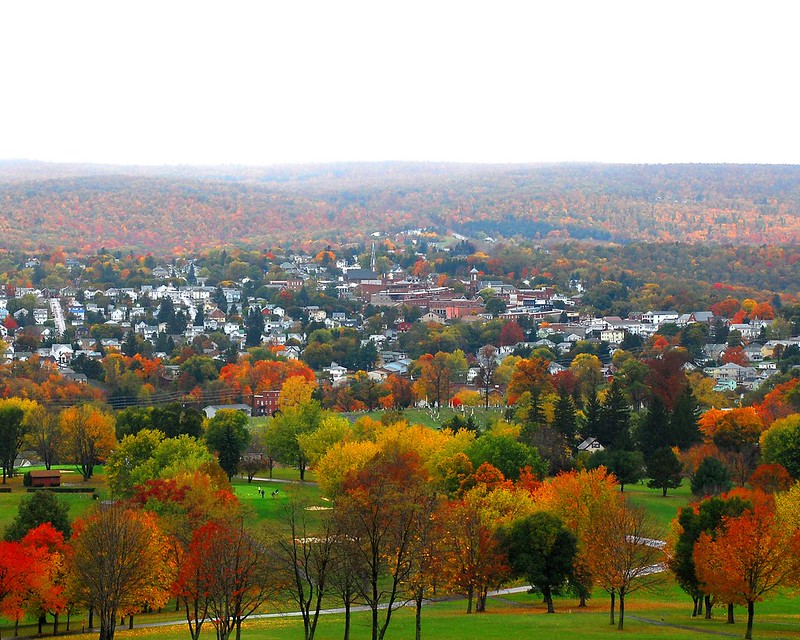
[662,486,668,497]
[727,602,735,624]
[704,595,712,619]
[692,596,700,617]
[617,591,625,630]
[129,615,134,629]
[54,613,59,635]
[88,607,94,629]
[415,588,423,640]
[466,586,474,614]
[609,590,615,625]
[544,586,555,613]
[38,614,45,634]
[476,587,488,612]
[343,600,350,640]
[745,601,754,640]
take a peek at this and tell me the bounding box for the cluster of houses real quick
[0,254,795,399]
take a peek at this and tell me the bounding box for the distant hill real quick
[1,161,799,254]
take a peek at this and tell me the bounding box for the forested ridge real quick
[2,162,800,254]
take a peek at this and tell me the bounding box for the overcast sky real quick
[1,1,796,167]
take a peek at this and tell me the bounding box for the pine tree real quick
[638,395,671,459]
[670,384,701,450]
[582,387,602,442]
[597,379,631,449]
[552,386,578,443]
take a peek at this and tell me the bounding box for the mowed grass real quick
[623,479,694,536]
[41,585,800,640]
[0,465,107,533]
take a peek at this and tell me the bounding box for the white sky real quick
[1,1,797,166]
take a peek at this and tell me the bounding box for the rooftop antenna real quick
[371,242,376,272]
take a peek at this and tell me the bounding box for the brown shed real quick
[30,470,61,487]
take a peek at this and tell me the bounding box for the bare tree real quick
[476,345,499,409]
[273,500,336,640]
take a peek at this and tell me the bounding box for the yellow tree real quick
[68,504,170,640]
[279,375,316,409]
[59,405,116,480]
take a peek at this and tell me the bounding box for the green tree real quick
[500,512,577,613]
[645,447,683,497]
[4,489,71,541]
[597,379,631,449]
[691,456,733,497]
[204,410,251,481]
[0,402,27,483]
[267,402,323,480]
[466,433,546,482]
[588,449,645,492]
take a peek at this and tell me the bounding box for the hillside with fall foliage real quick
[2,161,800,254]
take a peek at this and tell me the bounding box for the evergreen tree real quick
[637,395,671,459]
[155,331,168,353]
[156,296,175,325]
[213,286,228,314]
[597,379,631,449]
[670,384,701,450]
[122,329,138,357]
[193,304,205,327]
[582,387,602,441]
[187,262,197,285]
[552,386,578,443]
[245,308,264,348]
[646,447,684,496]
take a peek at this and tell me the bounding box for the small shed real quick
[30,470,61,487]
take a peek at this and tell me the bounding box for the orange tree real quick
[67,504,170,640]
[694,491,800,640]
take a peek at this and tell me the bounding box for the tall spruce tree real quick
[597,379,631,449]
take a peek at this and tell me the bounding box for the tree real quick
[596,378,631,449]
[588,503,664,629]
[760,414,800,479]
[272,501,336,640]
[670,384,702,449]
[534,468,622,608]
[0,400,28,483]
[506,356,551,405]
[436,497,510,613]
[5,490,71,541]
[645,447,683,497]
[637,394,671,459]
[476,345,499,409]
[691,456,733,497]
[181,518,273,640]
[268,400,323,480]
[466,433,546,482]
[23,405,63,470]
[500,511,577,613]
[694,495,800,639]
[59,405,116,481]
[587,449,644,492]
[552,385,578,443]
[204,410,251,481]
[334,448,432,640]
[67,504,169,640]
[244,308,264,348]
[669,494,751,618]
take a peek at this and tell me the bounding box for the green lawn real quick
[28,585,800,640]
[623,479,693,536]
